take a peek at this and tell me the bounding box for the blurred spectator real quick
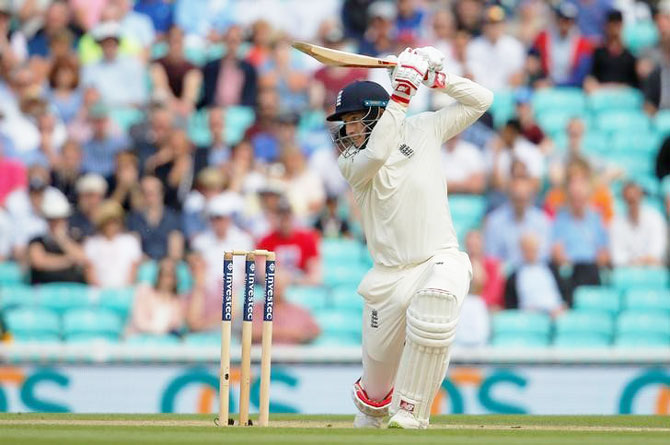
[571,0,614,40]
[313,194,351,239]
[279,144,326,222]
[260,36,311,114]
[193,107,229,175]
[127,175,184,260]
[127,258,185,336]
[484,175,551,269]
[225,138,266,195]
[641,0,670,113]
[84,199,142,287]
[145,128,194,210]
[133,0,174,36]
[465,229,504,309]
[514,90,547,146]
[200,24,258,108]
[244,87,281,163]
[454,292,490,347]
[358,1,396,56]
[114,0,155,54]
[551,164,609,301]
[531,2,593,87]
[150,25,202,117]
[0,1,27,68]
[0,140,27,205]
[0,208,11,260]
[309,141,349,197]
[108,150,141,210]
[174,0,232,44]
[504,232,566,316]
[182,167,228,240]
[257,197,322,286]
[69,0,108,31]
[453,0,484,36]
[441,134,486,195]
[395,0,426,42]
[47,56,83,124]
[610,181,667,266]
[486,119,545,193]
[28,188,87,284]
[467,6,525,91]
[510,0,550,47]
[26,0,81,59]
[246,178,284,240]
[81,21,148,107]
[69,173,107,241]
[81,103,129,177]
[583,9,638,92]
[246,19,274,69]
[252,270,320,345]
[129,102,174,170]
[51,140,83,203]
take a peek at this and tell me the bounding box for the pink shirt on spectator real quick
[0,158,27,206]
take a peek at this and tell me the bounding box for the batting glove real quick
[414,46,449,89]
[390,48,428,106]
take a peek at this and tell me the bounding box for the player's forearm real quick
[435,73,493,113]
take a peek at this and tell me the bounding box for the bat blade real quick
[292,41,396,68]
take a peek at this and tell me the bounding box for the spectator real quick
[127,176,184,260]
[0,1,27,68]
[84,199,142,287]
[245,19,274,69]
[127,258,185,337]
[81,21,148,107]
[181,167,229,241]
[466,5,525,91]
[583,9,638,93]
[244,87,281,163]
[358,1,396,57]
[313,194,351,239]
[640,0,670,114]
[257,197,322,286]
[108,150,141,210]
[259,36,311,114]
[610,181,667,266]
[571,0,615,40]
[453,292,490,347]
[47,56,83,124]
[69,173,107,241]
[134,0,174,36]
[0,207,11,261]
[200,24,258,108]
[484,174,552,269]
[252,270,320,345]
[441,134,486,195]
[308,140,349,198]
[145,128,194,210]
[26,0,81,59]
[27,189,87,284]
[81,103,129,177]
[129,102,174,171]
[514,89,547,146]
[50,139,84,203]
[531,2,593,87]
[114,0,156,54]
[150,25,202,117]
[279,144,326,223]
[395,0,426,42]
[504,232,566,316]
[193,107,229,175]
[0,140,27,206]
[341,0,373,41]
[246,178,285,240]
[453,0,484,36]
[465,229,504,309]
[551,164,610,302]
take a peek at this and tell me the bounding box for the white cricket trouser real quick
[357,248,472,401]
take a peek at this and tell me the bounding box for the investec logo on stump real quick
[244,262,255,321]
[264,262,275,322]
[223,261,234,321]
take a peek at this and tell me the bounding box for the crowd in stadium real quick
[0,0,669,348]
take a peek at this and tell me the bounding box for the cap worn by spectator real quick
[207,194,239,218]
[556,2,579,20]
[76,173,108,195]
[484,5,506,23]
[368,1,397,21]
[92,21,122,42]
[42,192,71,219]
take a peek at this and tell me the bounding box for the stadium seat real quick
[5,307,60,341]
[183,331,225,346]
[109,108,145,133]
[0,285,36,310]
[573,286,621,316]
[608,131,660,154]
[38,283,91,315]
[615,333,670,347]
[284,286,329,312]
[611,267,669,291]
[654,109,670,136]
[136,260,159,284]
[312,333,361,346]
[623,289,670,314]
[321,238,366,267]
[491,311,552,339]
[553,131,609,156]
[491,333,549,348]
[623,20,659,55]
[99,287,136,321]
[449,195,486,224]
[225,106,255,144]
[595,111,651,135]
[315,310,362,340]
[587,88,643,113]
[62,308,123,342]
[605,151,655,178]
[553,332,612,348]
[489,90,516,128]
[531,88,586,115]
[330,285,364,312]
[324,265,367,288]
[0,262,25,285]
[554,311,614,339]
[126,334,182,346]
[537,111,584,135]
[617,311,670,339]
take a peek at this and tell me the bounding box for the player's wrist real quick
[423,70,449,89]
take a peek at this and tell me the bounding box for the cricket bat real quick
[292,41,396,68]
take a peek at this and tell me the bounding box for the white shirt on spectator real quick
[610,205,667,266]
[440,139,485,184]
[454,294,490,347]
[120,10,156,48]
[0,209,12,258]
[309,148,349,197]
[4,186,63,249]
[487,136,545,180]
[467,34,525,91]
[516,263,563,312]
[84,233,142,288]
[82,56,148,107]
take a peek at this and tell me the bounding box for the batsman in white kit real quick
[327,47,493,429]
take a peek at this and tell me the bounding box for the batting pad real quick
[391,288,459,427]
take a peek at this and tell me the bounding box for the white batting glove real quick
[390,48,428,106]
[414,46,449,89]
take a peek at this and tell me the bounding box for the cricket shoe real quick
[387,409,427,429]
[353,412,384,429]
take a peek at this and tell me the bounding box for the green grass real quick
[0,414,668,445]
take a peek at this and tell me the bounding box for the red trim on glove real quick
[391,94,410,104]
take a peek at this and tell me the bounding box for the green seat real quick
[537,111,585,135]
[553,332,611,348]
[330,285,364,312]
[573,287,621,316]
[136,261,159,284]
[605,151,655,177]
[109,108,145,133]
[63,308,123,341]
[596,111,651,134]
[99,287,136,321]
[491,333,549,348]
[615,333,670,347]
[555,311,614,338]
[611,267,669,291]
[531,88,586,115]
[322,238,365,266]
[324,265,366,288]
[587,88,643,113]
[312,333,361,346]
[38,283,91,315]
[623,21,659,55]
[315,310,361,339]
[184,46,208,66]
[65,333,119,343]
[284,286,329,311]
[449,195,486,222]
[0,262,24,285]
[225,106,255,145]
[126,334,181,346]
[489,90,516,128]
[0,285,36,310]
[492,311,551,339]
[654,109,670,136]
[623,289,670,314]
[176,262,193,294]
[5,307,60,340]
[609,131,660,154]
[617,311,670,338]
[183,331,223,346]
[553,131,608,156]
